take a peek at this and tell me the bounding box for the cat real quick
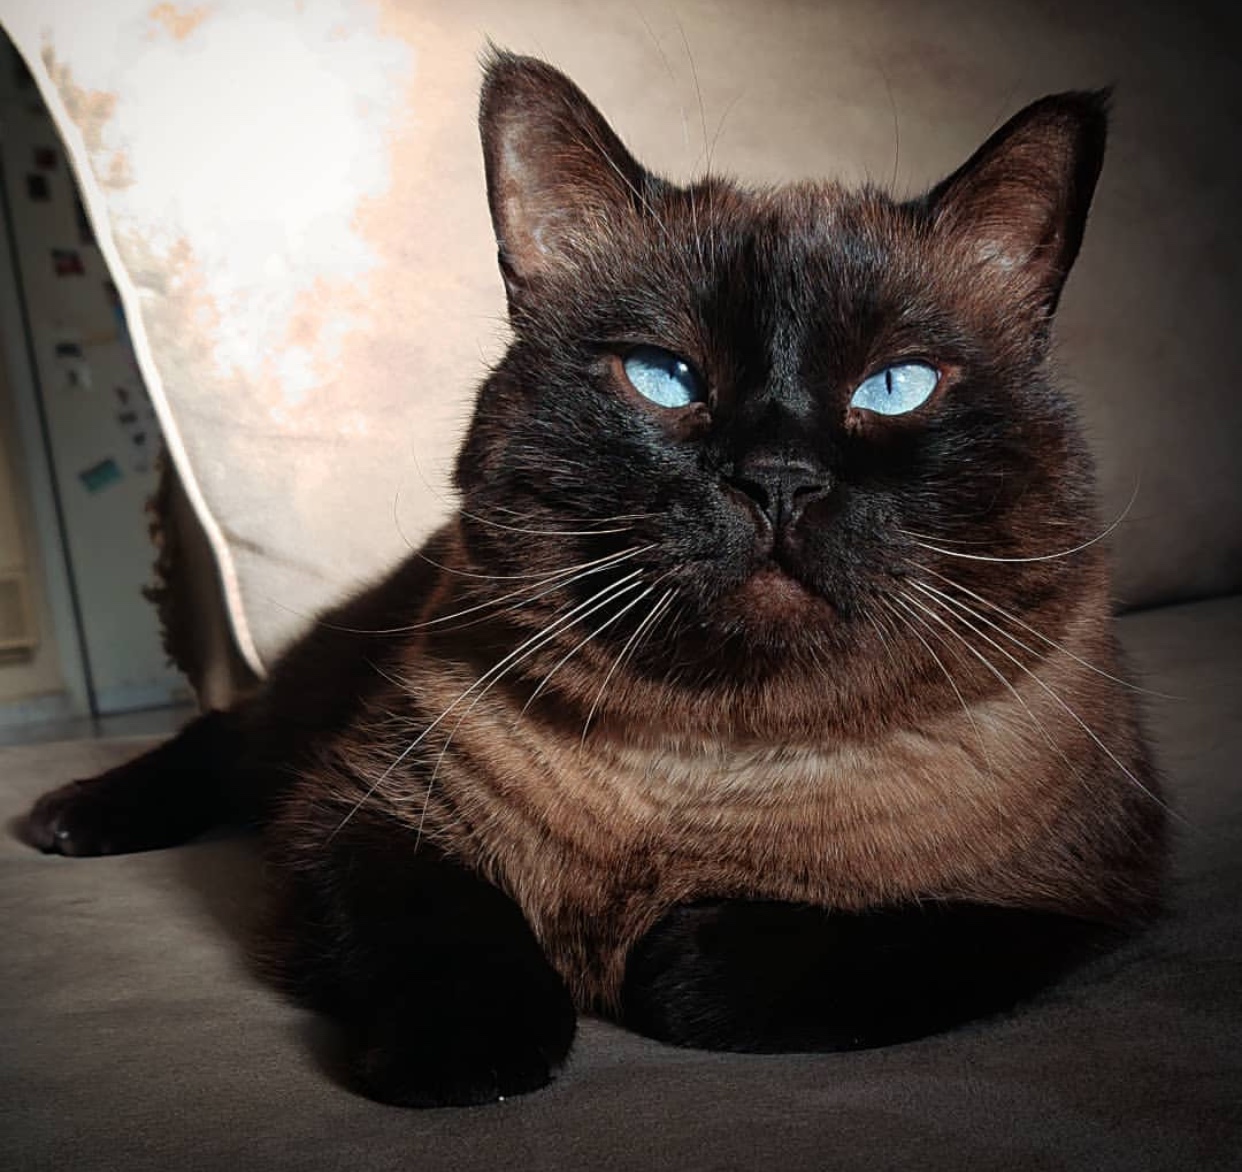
[22,51,1167,1109]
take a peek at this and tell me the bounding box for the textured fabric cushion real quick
[2,595,1240,1169]
[5,0,1242,676]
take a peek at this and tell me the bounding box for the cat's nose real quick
[724,459,833,531]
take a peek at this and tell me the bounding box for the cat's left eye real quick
[849,362,940,416]
[622,346,705,409]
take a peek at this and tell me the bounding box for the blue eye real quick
[622,346,704,409]
[849,362,939,416]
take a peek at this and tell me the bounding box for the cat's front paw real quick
[346,978,577,1108]
[21,779,133,856]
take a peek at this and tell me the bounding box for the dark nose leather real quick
[724,458,832,530]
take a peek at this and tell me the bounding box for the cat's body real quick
[267,519,1158,1014]
[23,53,1166,1106]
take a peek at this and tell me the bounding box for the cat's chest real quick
[422,687,1081,1007]
[447,707,1050,912]
[584,737,1003,890]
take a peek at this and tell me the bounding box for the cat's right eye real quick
[849,362,940,416]
[621,346,705,409]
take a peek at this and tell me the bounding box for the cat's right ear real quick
[924,90,1110,321]
[479,50,651,310]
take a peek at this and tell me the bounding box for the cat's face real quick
[455,53,1108,701]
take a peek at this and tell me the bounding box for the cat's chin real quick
[721,567,839,639]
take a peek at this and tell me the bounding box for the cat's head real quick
[453,51,1110,724]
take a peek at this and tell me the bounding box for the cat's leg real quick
[620,899,1116,1052]
[20,709,246,856]
[19,531,451,859]
[267,814,576,1107]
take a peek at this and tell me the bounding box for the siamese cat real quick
[24,52,1165,1108]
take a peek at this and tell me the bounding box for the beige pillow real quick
[7,0,1241,678]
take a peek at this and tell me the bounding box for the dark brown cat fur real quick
[25,52,1167,1103]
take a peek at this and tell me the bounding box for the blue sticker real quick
[79,458,122,494]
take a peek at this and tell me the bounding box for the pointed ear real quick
[479,50,652,307]
[925,90,1110,316]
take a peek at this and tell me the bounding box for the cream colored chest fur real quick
[420,671,1099,1007]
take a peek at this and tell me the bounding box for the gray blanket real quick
[3,595,1240,1171]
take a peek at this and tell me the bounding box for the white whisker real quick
[876,595,993,775]
[673,13,711,175]
[305,544,655,637]
[416,547,656,637]
[900,479,1140,565]
[907,561,1182,701]
[459,510,639,538]
[906,581,1178,821]
[520,583,658,716]
[414,571,651,843]
[579,584,677,747]
[330,567,647,838]
[889,590,1066,763]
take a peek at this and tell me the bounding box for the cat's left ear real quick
[479,50,653,310]
[925,90,1110,317]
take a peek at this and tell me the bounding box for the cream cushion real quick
[5,0,1240,678]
